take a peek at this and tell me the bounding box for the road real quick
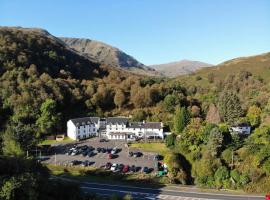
[56,176,265,200]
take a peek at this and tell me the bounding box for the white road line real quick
[79,181,263,198]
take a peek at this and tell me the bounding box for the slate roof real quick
[106,117,129,125]
[231,122,250,127]
[128,122,144,128]
[128,122,162,129]
[143,122,162,129]
[70,117,100,126]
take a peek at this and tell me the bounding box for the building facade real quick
[67,117,100,140]
[229,123,251,135]
[67,117,164,140]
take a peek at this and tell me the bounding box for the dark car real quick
[122,165,129,173]
[101,148,107,153]
[130,165,136,172]
[154,155,163,161]
[81,160,90,167]
[71,160,82,166]
[128,152,133,157]
[133,152,143,157]
[81,151,87,157]
[143,166,150,173]
[88,146,95,151]
[118,164,124,171]
[80,145,88,151]
[105,162,112,170]
[106,148,112,154]
[87,151,95,157]
[99,138,108,142]
[97,147,102,153]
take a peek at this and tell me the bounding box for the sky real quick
[1,0,270,65]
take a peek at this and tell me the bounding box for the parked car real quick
[133,152,142,157]
[128,152,133,157]
[154,154,163,161]
[101,148,107,153]
[110,163,118,171]
[99,138,108,142]
[81,160,90,167]
[71,150,78,156]
[97,147,102,153]
[71,160,82,166]
[82,150,89,157]
[130,165,136,172]
[106,148,112,154]
[87,151,95,157]
[108,153,114,159]
[142,166,150,174]
[80,145,88,151]
[118,164,124,171]
[111,148,116,154]
[122,165,129,173]
[88,146,95,151]
[66,150,73,155]
[105,162,112,170]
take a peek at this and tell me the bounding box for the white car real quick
[71,150,77,156]
[110,163,118,171]
[111,147,117,154]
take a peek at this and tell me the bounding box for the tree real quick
[206,103,221,124]
[207,127,224,157]
[165,134,176,148]
[207,73,214,83]
[114,89,126,109]
[247,105,261,127]
[163,94,178,112]
[218,91,244,124]
[214,166,229,188]
[174,106,190,134]
[36,99,60,136]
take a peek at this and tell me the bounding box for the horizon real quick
[1,0,270,65]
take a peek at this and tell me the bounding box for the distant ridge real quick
[150,60,212,77]
[60,37,159,76]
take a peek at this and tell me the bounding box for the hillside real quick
[150,60,212,77]
[195,52,270,81]
[0,26,110,80]
[61,37,159,76]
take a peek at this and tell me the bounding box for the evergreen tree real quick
[218,91,244,124]
[174,106,190,134]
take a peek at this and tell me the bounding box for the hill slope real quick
[192,52,270,82]
[60,37,158,76]
[0,26,111,79]
[150,60,212,77]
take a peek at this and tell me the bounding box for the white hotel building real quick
[67,117,164,141]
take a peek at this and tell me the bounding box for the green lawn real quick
[129,142,169,155]
[39,137,73,145]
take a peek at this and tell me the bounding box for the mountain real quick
[150,60,212,77]
[60,37,158,76]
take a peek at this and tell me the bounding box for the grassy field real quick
[39,137,73,145]
[129,142,169,155]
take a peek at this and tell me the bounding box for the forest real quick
[0,27,270,199]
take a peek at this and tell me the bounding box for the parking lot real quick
[42,138,161,173]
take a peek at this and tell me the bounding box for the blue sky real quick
[1,0,270,65]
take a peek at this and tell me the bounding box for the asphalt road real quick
[57,177,265,200]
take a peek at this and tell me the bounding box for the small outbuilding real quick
[229,123,251,135]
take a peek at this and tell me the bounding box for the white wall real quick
[67,120,77,140]
[230,126,251,135]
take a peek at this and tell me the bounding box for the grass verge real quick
[129,142,169,155]
[39,137,73,145]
